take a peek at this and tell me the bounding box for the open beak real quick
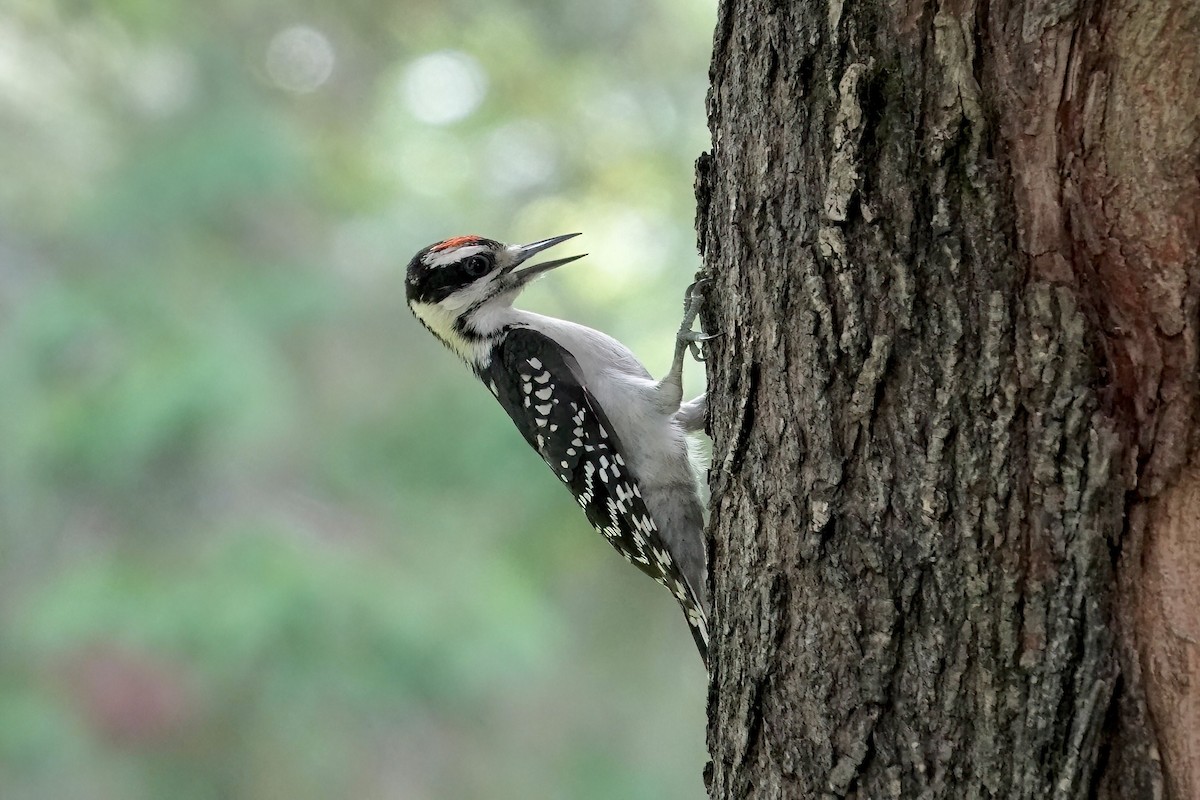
[507,233,586,285]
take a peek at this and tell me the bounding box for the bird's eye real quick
[463,255,491,278]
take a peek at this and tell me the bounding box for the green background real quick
[0,0,714,797]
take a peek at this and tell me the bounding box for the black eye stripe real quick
[405,247,498,304]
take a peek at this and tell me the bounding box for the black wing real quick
[479,327,708,661]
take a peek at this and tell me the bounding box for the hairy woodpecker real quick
[405,233,713,662]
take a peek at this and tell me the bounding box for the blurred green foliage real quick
[0,0,713,797]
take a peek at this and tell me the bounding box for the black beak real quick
[508,233,586,285]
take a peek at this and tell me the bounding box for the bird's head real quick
[405,233,584,360]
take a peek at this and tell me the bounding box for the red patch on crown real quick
[431,235,485,252]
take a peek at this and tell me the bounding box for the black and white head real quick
[406,233,584,363]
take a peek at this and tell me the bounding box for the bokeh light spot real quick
[402,51,487,126]
[265,25,335,94]
[125,47,197,117]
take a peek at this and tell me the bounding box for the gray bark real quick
[695,1,1200,798]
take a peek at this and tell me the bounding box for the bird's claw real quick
[677,280,718,362]
[683,332,721,362]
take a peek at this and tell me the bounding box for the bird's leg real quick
[655,280,717,413]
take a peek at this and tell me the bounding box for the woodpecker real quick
[405,233,713,662]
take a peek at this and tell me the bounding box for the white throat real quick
[410,298,520,367]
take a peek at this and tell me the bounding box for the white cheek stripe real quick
[426,244,489,269]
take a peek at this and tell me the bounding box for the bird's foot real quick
[677,279,719,362]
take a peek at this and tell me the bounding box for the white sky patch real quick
[0,18,115,192]
[585,210,670,291]
[402,50,487,126]
[125,46,197,117]
[265,25,335,94]
[0,19,76,119]
[484,120,557,196]
[578,88,643,144]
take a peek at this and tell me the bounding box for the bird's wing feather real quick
[481,327,708,659]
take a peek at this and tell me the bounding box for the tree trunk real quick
[695,1,1199,797]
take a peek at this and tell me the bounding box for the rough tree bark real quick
[696,1,1198,798]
